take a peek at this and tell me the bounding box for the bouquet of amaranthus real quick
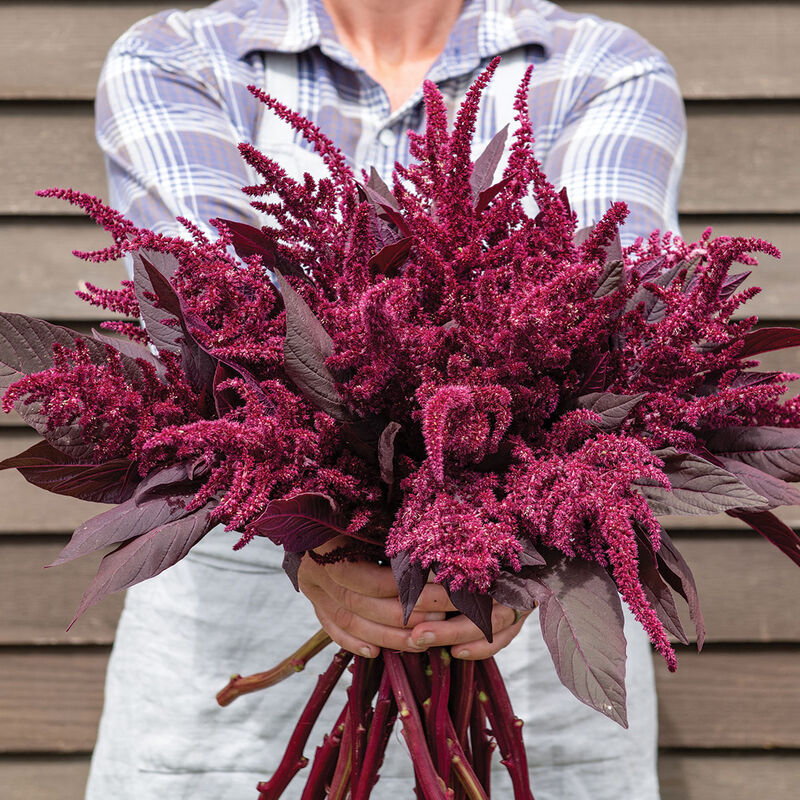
[3,59,800,799]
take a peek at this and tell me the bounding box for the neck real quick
[322,0,464,111]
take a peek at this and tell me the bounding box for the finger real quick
[405,603,519,649]
[451,612,531,660]
[318,573,446,628]
[311,602,380,659]
[324,559,402,598]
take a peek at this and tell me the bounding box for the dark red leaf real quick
[593,259,625,298]
[577,353,609,394]
[91,329,165,376]
[391,549,429,625]
[702,426,800,482]
[601,229,622,266]
[475,176,514,214]
[518,536,546,567]
[365,167,398,210]
[740,327,800,358]
[728,509,800,568]
[70,505,215,625]
[367,237,412,276]
[720,271,752,300]
[250,492,348,552]
[138,251,217,402]
[213,361,242,418]
[490,570,538,611]
[631,255,668,283]
[0,312,110,393]
[447,585,494,643]
[470,125,508,202]
[524,555,628,727]
[131,249,182,353]
[51,463,199,565]
[714,457,800,509]
[636,536,689,645]
[652,529,705,649]
[636,448,767,516]
[0,440,138,504]
[211,218,308,282]
[283,551,303,592]
[576,392,646,430]
[211,218,277,269]
[378,421,402,485]
[276,271,349,420]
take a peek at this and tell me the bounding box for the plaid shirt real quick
[96,0,686,247]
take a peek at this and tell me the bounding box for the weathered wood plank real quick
[2,752,799,800]
[658,752,800,800]
[2,534,798,646]
[680,215,800,322]
[1,102,798,214]
[0,756,91,800]
[667,534,800,644]
[1,2,797,100]
[0,216,796,320]
[655,647,800,748]
[0,219,127,320]
[561,1,800,100]
[0,648,109,752]
[0,3,196,101]
[2,646,798,751]
[0,432,110,533]
[0,538,124,645]
[681,102,800,214]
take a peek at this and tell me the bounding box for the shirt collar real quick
[235,0,553,75]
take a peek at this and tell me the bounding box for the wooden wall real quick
[0,2,798,798]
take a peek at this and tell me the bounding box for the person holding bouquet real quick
[84,1,685,797]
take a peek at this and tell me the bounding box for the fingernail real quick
[424,612,446,621]
[454,649,470,659]
[416,631,435,646]
[359,646,373,658]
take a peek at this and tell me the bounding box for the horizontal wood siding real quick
[3,101,799,214]
[1,2,797,101]
[0,2,798,799]
[1,646,798,752]
[2,752,799,800]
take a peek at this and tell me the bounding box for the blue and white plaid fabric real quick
[96,0,686,245]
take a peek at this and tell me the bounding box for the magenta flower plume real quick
[4,61,800,794]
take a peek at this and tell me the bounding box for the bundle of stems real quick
[219,632,533,800]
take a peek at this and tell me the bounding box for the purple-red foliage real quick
[5,61,800,722]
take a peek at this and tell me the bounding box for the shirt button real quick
[378,127,397,147]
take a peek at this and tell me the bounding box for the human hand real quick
[298,537,533,660]
[405,601,532,661]
[297,536,455,658]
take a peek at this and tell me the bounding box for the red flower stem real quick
[445,718,489,800]
[347,656,373,799]
[353,668,397,800]
[256,648,351,800]
[217,629,332,706]
[476,660,534,800]
[300,707,348,800]
[385,650,451,800]
[400,651,432,705]
[451,660,475,756]
[327,706,353,800]
[430,648,453,784]
[470,692,494,795]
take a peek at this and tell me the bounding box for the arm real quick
[542,51,687,241]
